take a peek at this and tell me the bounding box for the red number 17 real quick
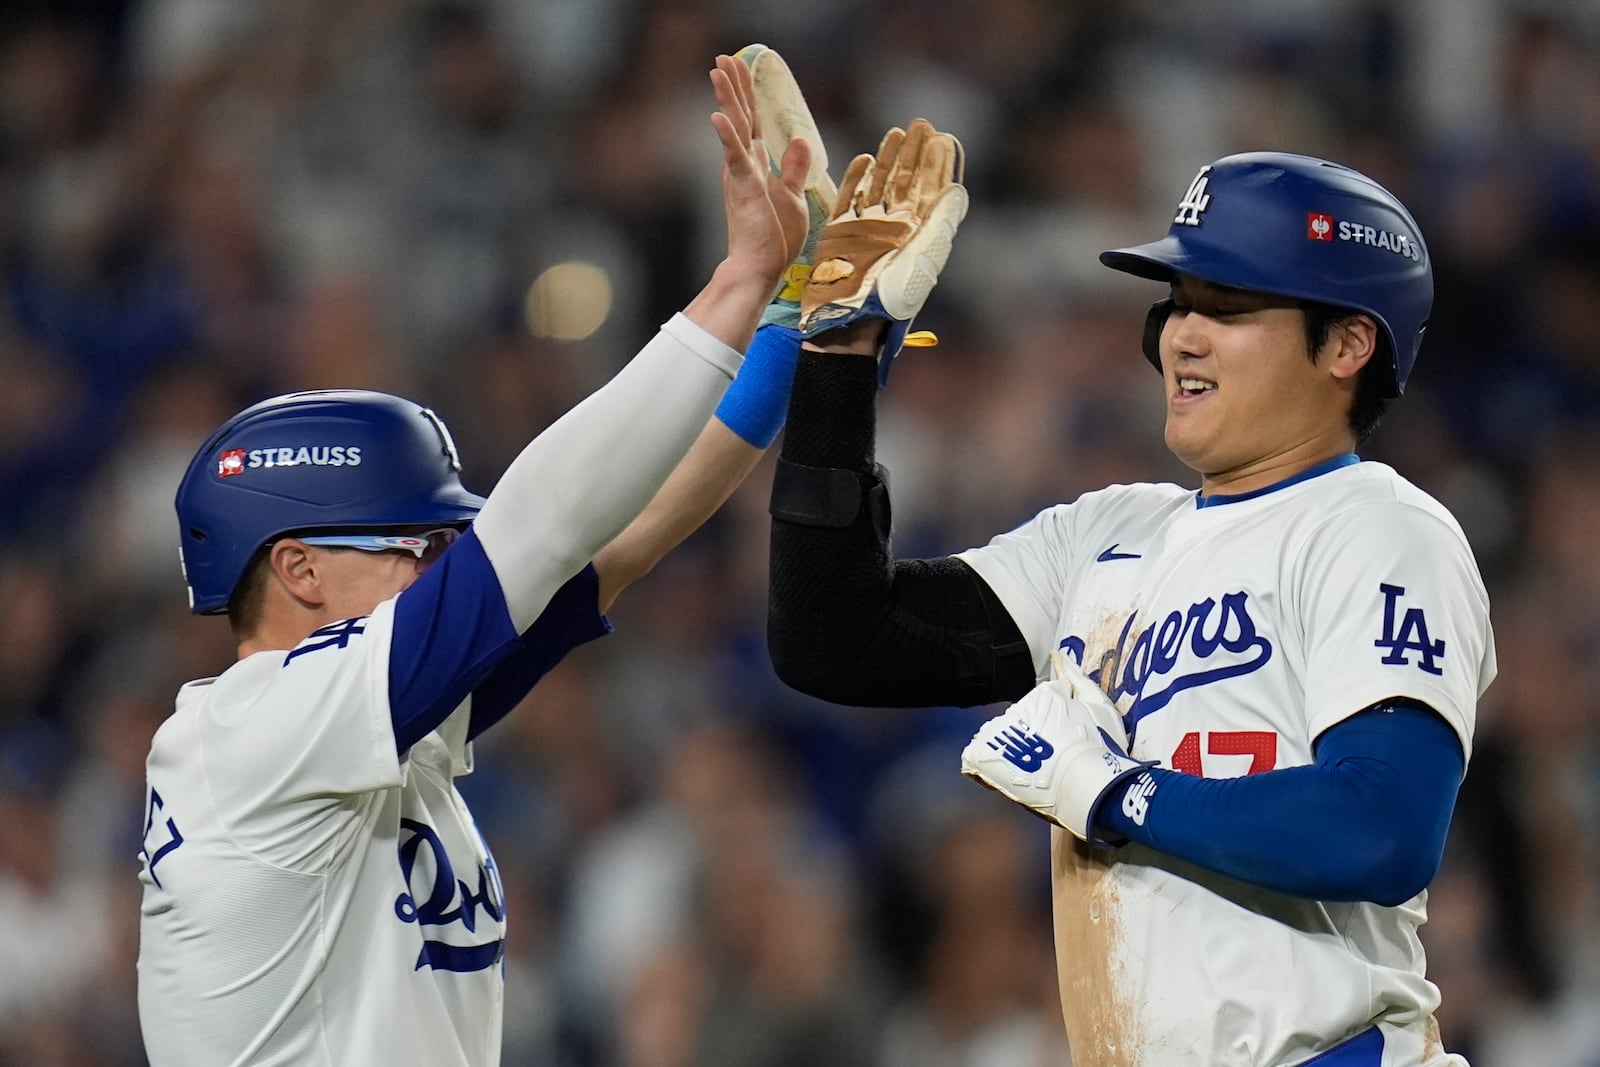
[1169,730,1277,777]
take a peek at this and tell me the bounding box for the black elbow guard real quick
[770,457,892,537]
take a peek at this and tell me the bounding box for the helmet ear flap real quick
[1142,299,1173,372]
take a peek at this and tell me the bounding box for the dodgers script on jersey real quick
[958,460,1495,1067]
[138,597,506,1067]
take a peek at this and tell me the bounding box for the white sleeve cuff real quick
[661,311,743,380]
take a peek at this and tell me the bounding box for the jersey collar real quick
[1195,452,1360,509]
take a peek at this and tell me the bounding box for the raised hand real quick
[736,43,838,330]
[798,117,969,386]
[707,53,812,294]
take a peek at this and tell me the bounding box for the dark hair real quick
[226,547,271,638]
[1302,302,1390,444]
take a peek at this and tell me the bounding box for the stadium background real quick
[0,1,1596,1064]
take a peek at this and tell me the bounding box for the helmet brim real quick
[1099,242,1186,283]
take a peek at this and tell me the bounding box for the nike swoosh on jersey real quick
[1096,544,1142,562]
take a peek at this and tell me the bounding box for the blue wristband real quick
[715,325,802,447]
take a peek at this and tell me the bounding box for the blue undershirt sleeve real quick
[463,564,610,741]
[388,530,610,753]
[1096,703,1465,905]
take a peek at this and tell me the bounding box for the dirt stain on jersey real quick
[1052,828,1138,1067]
[1423,1016,1443,1061]
[1049,611,1143,1064]
[1078,609,1137,697]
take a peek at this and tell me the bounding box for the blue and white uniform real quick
[138,314,745,1067]
[958,457,1495,1067]
[137,552,602,1066]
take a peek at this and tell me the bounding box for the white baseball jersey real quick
[958,458,1495,1067]
[138,596,510,1067]
[137,313,744,1066]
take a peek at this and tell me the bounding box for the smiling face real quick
[1160,275,1374,495]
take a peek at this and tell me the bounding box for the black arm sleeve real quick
[767,352,1036,708]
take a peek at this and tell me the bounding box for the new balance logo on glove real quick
[961,659,1154,844]
[989,724,1056,775]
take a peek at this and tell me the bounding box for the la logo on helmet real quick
[1173,166,1213,227]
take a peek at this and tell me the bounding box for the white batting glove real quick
[736,43,837,331]
[960,663,1152,844]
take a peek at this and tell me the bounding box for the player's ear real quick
[1326,314,1378,383]
[266,539,328,608]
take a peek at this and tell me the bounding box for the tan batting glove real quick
[799,118,969,386]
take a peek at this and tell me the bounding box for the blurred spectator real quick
[1,1,1597,1063]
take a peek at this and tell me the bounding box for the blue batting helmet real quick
[1099,151,1432,396]
[175,390,485,614]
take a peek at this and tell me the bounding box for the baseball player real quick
[766,150,1495,1065]
[135,54,832,1066]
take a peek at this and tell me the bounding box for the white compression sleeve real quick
[473,313,742,630]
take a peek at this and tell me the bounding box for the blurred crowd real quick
[1,0,1598,1064]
